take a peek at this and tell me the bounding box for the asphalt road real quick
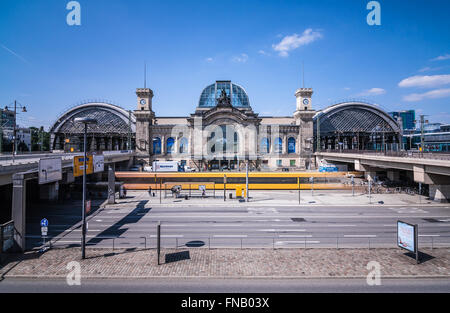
[0,277,449,293]
[24,197,450,250]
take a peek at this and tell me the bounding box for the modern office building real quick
[389,110,416,131]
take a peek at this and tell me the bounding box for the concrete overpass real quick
[316,151,450,202]
[0,151,134,186]
[0,151,135,251]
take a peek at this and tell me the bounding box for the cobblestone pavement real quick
[1,248,449,278]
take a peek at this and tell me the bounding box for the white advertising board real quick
[39,157,62,184]
[397,221,416,253]
[93,155,105,173]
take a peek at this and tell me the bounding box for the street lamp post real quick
[5,101,27,162]
[74,117,97,259]
[245,159,249,202]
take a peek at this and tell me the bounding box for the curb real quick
[3,275,450,280]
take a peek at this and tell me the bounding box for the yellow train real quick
[115,171,363,190]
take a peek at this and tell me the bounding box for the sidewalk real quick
[116,190,445,207]
[1,247,449,279]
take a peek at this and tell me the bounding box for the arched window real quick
[167,137,175,154]
[179,137,188,154]
[233,132,239,153]
[288,137,296,154]
[152,137,161,155]
[261,138,269,154]
[274,137,282,153]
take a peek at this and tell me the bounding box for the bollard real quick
[176,238,178,250]
[240,238,243,249]
[273,238,275,250]
[113,238,115,251]
[431,237,434,250]
[209,237,210,250]
[336,236,339,250]
[368,238,371,250]
[157,221,161,265]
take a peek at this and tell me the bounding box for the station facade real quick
[134,80,402,171]
[49,80,402,171]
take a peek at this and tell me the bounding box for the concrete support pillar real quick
[429,185,450,203]
[90,137,97,152]
[12,173,26,251]
[100,138,106,151]
[39,182,59,201]
[108,164,115,204]
[387,171,400,182]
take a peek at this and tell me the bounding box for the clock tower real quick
[293,88,316,169]
[295,88,313,111]
[134,88,155,164]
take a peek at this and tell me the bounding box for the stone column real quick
[387,171,400,182]
[161,135,166,155]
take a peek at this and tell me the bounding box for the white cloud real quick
[205,57,214,63]
[231,53,248,63]
[431,54,450,61]
[398,74,450,88]
[258,50,270,56]
[403,88,450,102]
[358,87,386,96]
[343,87,351,91]
[272,29,322,57]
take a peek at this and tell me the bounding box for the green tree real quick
[30,126,50,151]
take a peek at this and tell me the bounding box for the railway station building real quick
[50,80,402,171]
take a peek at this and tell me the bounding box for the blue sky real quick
[1,0,450,129]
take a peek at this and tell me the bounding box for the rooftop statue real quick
[217,88,231,107]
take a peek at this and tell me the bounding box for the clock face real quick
[303,98,309,105]
[140,99,146,105]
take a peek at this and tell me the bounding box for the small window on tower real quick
[304,106,308,110]
[141,107,144,110]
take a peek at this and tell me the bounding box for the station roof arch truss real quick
[314,102,402,136]
[50,102,136,136]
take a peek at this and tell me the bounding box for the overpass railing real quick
[318,149,450,161]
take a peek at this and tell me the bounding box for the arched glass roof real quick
[198,80,250,108]
[50,102,136,135]
[313,102,402,135]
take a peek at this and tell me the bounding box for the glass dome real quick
[198,80,250,108]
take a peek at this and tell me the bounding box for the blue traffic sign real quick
[40,218,48,227]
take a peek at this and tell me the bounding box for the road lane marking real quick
[275,241,320,244]
[259,229,306,232]
[278,235,312,238]
[327,225,356,227]
[419,234,440,237]
[149,235,184,238]
[344,235,377,238]
[213,235,247,238]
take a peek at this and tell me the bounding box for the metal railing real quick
[318,149,450,161]
[26,234,450,251]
